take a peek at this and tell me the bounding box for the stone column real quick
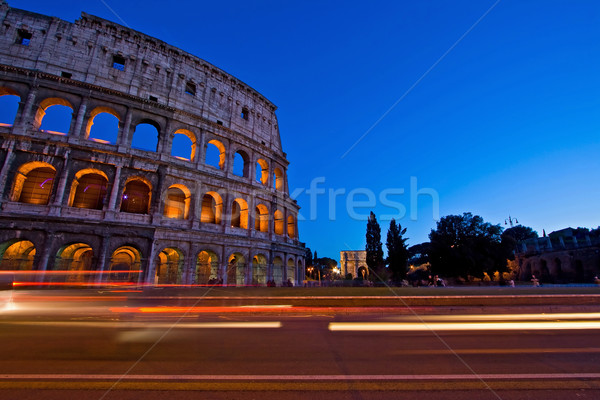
[71,97,88,138]
[0,141,15,203]
[14,86,37,135]
[118,107,133,149]
[95,235,111,284]
[50,149,71,215]
[107,165,122,211]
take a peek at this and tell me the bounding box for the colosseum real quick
[0,2,305,286]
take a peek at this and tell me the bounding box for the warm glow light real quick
[90,138,111,144]
[328,321,600,331]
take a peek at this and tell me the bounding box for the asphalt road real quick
[1,290,600,399]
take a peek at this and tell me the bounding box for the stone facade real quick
[0,3,305,286]
[513,228,600,283]
[339,250,368,279]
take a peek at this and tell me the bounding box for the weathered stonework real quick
[339,250,368,279]
[0,2,305,286]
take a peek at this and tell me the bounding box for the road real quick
[1,290,600,399]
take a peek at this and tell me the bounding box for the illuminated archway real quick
[254,204,269,232]
[287,215,296,238]
[256,158,268,185]
[86,107,120,144]
[155,247,184,284]
[0,240,36,271]
[231,198,248,229]
[163,184,190,220]
[274,210,284,235]
[0,89,20,126]
[273,167,283,191]
[109,246,141,283]
[12,162,56,205]
[273,256,284,286]
[171,129,197,161]
[205,139,226,170]
[68,169,109,210]
[54,243,94,283]
[201,191,222,224]
[196,250,219,284]
[227,253,246,286]
[35,97,73,134]
[252,254,267,285]
[120,178,152,214]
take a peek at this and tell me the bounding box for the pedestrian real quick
[531,275,539,287]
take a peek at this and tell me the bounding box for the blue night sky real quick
[5,0,600,260]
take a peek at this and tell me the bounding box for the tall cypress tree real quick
[386,219,409,283]
[365,211,384,276]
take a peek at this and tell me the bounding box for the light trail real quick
[1,321,282,329]
[329,321,600,331]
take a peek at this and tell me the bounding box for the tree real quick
[304,247,313,276]
[386,219,409,283]
[429,212,514,281]
[502,225,538,243]
[365,211,384,278]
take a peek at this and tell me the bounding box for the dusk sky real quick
[5,0,600,260]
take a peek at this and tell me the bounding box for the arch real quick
[201,191,223,224]
[0,240,36,271]
[131,121,160,152]
[12,161,56,205]
[155,247,184,284]
[273,256,284,286]
[196,250,219,285]
[171,129,197,161]
[120,177,152,214]
[274,210,284,235]
[256,158,269,185]
[163,184,191,220]
[54,243,94,283]
[231,198,248,229]
[35,97,73,134]
[540,259,550,283]
[254,203,269,232]
[273,167,284,191]
[109,245,142,283]
[86,106,120,144]
[205,139,226,170]
[286,258,295,285]
[358,266,369,279]
[68,169,109,210]
[227,252,246,286]
[252,254,267,285]
[287,215,296,238]
[0,89,20,126]
[232,149,249,178]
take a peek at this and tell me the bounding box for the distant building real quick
[513,228,600,283]
[339,250,368,279]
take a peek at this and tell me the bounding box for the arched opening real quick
[201,192,223,224]
[273,167,284,191]
[171,129,197,161]
[68,170,109,210]
[540,259,550,283]
[232,150,249,178]
[252,254,267,285]
[256,159,268,185]
[358,266,368,279]
[0,240,36,271]
[0,89,20,126]
[287,215,296,238]
[286,258,295,285]
[231,198,248,229]
[205,139,226,170]
[155,247,184,285]
[274,210,284,235]
[54,243,94,283]
[196,250,219,285]
[131,121,159,152]
[12,162,56,205]
[36,98,73,135]
[227,253,246,286]
[273,256,283,286]
[120,178,151,214]
[109,246,142,283]
[85,107,120,144]
[254,204,269,232]
[163,184,190,220]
